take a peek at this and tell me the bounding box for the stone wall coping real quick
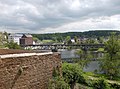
[0,52,53,59]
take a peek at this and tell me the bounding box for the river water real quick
[59,49,100,72]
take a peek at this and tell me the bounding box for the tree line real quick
[32,30,120,41]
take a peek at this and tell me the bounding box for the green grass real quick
[97,48,104,52]
[42,40,54,43]
[84,72,118,80]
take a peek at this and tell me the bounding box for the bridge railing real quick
[21,44,105,50]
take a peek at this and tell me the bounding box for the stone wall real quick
[0,52,61,89]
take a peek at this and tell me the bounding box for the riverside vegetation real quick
[48,33,120,89]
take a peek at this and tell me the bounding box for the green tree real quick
[75,49,84,59]
[5,41,22,49]
[3,31,8,40]
[65,36,72,44]
[0,32,6,44]
[0,32,8,48]
[75,49,93,69]
[62,63,84,89]
[97,37,104,43]
[74,36,78,44]
[100,33,120,79]
[74,36,77,42]
[56,36,63,42]
[33,37,40,43]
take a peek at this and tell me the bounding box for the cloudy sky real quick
[0,0,120,33]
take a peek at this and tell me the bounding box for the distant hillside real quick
[32,30,120,40]
[82,30,120,37]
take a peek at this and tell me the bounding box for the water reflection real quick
[59,49,79,59]
[59,49,101,72]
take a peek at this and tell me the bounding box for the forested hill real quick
[32,30,120,40]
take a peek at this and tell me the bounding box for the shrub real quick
[92,78,110,89]
[110,83,120,89]
[48,77,70,89]
[5,41,22,49]
[62,63,84,89]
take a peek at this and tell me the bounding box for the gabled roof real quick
[25,34,32,37]
[22,34,32,38]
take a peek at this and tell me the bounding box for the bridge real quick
[22,44,105,50]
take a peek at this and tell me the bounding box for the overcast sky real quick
[0,0,120,33]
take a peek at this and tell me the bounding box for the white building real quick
[8,33,23,45]
[71,39,75,43]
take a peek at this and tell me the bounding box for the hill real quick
[32,30,120,40]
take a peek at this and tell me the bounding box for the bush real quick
[110,83,120,89]
[78,75,86,85]
[92,78,110,89]
[5,41,22,49]
[48,77,70,89]
[62,63,84,89]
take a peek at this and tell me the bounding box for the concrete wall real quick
[0,52,61,89]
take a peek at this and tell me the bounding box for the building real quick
[20,34,33,46]
[8,33,23,45]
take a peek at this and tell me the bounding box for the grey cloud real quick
[0,0,120,33]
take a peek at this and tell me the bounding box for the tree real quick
[97,37,104,43]
[33,37,40,43]
[62,63,84,89]
[65,36,72,44]
[56,36,63,43]
[0,32,8,48]
[100,33,120,79]
[5,41,22,49]
[0,32,7,44]
[75,49,84,59]
[74,36,78,44]
[75,49,93,69]
[3,31,8,40]
[74,36,77,42]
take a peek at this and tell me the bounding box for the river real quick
[59,49,100,72]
